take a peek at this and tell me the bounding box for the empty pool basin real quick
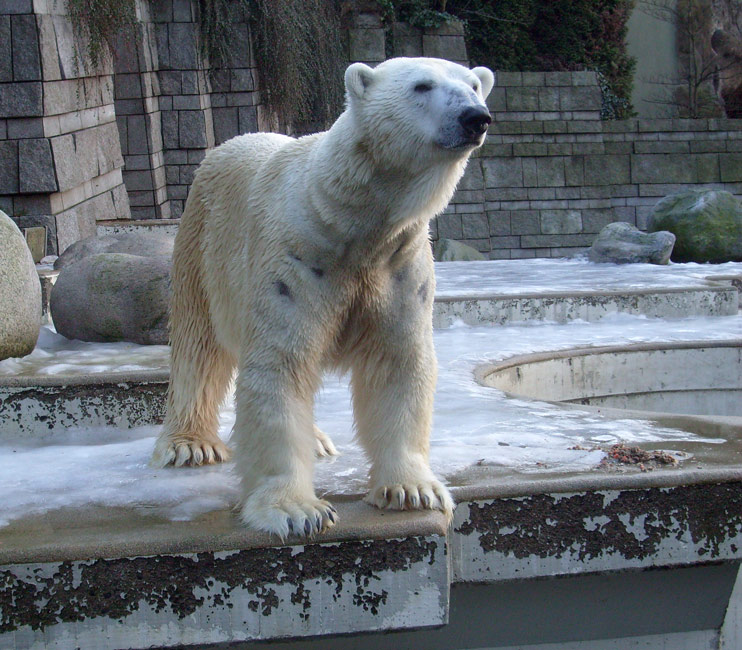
[478,340,742,435]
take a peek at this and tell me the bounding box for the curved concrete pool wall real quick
[479,340,742,427]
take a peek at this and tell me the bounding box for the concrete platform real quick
[433,282,739,326]
[97,219,180,238]
[2,259,742,649]
[2,467,741,649]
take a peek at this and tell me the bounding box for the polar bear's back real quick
[195,132,294,211]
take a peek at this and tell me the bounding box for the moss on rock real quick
[648,190,742,263]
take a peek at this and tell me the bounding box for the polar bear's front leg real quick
[350,251,454,521]
[233,345,337,540]
[352,337,454,521]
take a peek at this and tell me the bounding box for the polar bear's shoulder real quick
[193,132,296,191]
[208,132,295,167]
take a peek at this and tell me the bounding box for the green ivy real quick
[380,0,454,28]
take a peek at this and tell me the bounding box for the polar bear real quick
[152,57,494,539]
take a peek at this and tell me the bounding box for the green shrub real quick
[385,0,637,119]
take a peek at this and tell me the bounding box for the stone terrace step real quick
[97,219,180,237]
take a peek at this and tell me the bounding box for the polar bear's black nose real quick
[459,107,492,136]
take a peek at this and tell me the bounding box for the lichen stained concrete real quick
[452,481,742,582]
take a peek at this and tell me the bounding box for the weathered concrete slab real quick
[451,479,742,583]
[0,370,168,437]
[97,218,180,238]
[433,284,739,327]
[0,504,450,649]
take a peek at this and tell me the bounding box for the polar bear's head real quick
[344,57,494,164]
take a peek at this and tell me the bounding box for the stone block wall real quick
[345,6,469,66]
[113,0,169,220]
[439,71,742,259]
[148,0,214,220]
[112,0,258,220]
[4,1,742,258]
[0,0,130,255]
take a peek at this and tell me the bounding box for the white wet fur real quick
[151,58,494,539]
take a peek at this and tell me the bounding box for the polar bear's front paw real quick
[365,479,455,521]
[240,494,338,541]
[151,435,232,467]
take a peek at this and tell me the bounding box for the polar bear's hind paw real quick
[152,436,232,467]
[314,425,339,458]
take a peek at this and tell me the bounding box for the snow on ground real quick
[1,259,740,527]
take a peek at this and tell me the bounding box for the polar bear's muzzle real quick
[458,106,492,142]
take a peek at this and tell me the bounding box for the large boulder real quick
[648,189,742,263]
[51,253,171,345]
[0,210,42,360]
[587,222,675,265]
[54,231,174,269]
[433,238,486,261]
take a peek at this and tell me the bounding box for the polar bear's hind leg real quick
[314,424,339,457]
[152,193,235,468]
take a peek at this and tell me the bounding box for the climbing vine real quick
[249,0,346,133]
[65,0,138,73]
[65,0,346,133]
[196,0,251,71]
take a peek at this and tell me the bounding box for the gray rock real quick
[648,189,742,263]
[587,222,676,265]
[0,210,41,360]
[51,253,171,345]
[433,238,486,262]
[54,231,174,269]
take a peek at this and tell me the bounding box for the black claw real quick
[328,509,336,523]
[316,514,322,530]
[304,519,312,536]
[287,518,294,533]
[422,495,431,508]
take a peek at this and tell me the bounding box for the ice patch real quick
[1,259,741,527]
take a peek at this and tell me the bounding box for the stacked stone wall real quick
[441,71,742,259]
[114,0,258,220]
[112,0,169,220]
[3,2,742,257]
[0,0,129,255]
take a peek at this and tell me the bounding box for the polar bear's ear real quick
[345,62,376,101]
[472,67,495,100]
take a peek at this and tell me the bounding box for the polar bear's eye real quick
[414,82,433,93]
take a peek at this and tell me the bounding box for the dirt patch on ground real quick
[571,443,681,473]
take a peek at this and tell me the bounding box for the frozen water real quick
[1,259,740,527]
[0,327,169,377]
[434,258,742,297]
